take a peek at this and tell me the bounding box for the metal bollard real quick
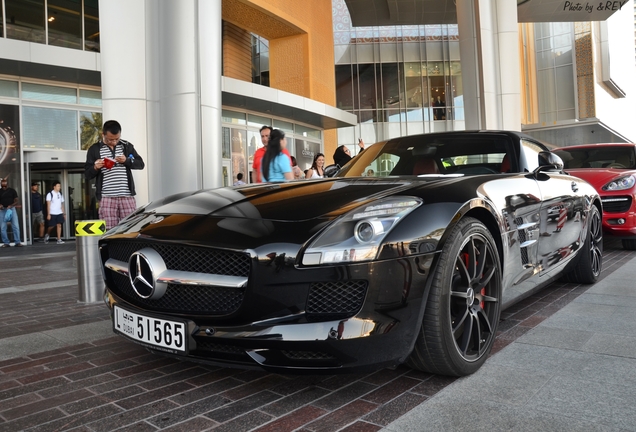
[75,220,106,303]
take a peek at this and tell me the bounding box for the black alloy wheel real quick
[408,217,501,376]
[564,205,602,284]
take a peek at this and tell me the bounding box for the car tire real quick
[407,217,502,377]
[621,239,636,250]
[563,205,602,284]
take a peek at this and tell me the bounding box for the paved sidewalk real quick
[382,251,636,431]
[0,239,634,431]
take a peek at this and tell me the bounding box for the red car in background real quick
[554,143,636,250]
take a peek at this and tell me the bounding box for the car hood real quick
[140,178,431,222]
[565,168,636,190]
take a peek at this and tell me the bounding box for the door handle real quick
[571,181,578,192]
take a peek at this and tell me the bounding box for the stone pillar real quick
[456,0,521,131]
[99,0,223,203]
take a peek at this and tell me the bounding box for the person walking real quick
[261,129,293,182]
[30,182,45,241]
[0,178,23,247]
[44,181,65,244]
[252,126,272,183]
[84,120,145,230]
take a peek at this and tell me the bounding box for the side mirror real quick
[324,164,340,178]
[537,151,563,172]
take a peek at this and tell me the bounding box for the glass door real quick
[29,169,98,241]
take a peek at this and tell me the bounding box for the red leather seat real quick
[500,155,510,173]
[413,158,440,175]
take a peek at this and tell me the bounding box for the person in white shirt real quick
[233,173,246,186]
[44,181,65,244]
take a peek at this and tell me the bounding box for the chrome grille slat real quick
[602,196,632,213]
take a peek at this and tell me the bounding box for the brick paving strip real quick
[0,239,632,431]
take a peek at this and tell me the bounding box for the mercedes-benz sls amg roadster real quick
[100,131,602,376]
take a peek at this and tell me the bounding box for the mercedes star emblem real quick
[128,248,168,300]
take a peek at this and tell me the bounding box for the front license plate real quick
[113,305,187,353]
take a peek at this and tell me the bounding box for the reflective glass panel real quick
[48,0,82,49]
[79,111,102,150]
[84,0,100,52]
[5,0,45,43]
[23,106,78,150]
[22,83,77,103]
[79,89,102,106]
[0,80,19,98]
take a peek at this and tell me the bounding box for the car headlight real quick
[302,196,422,265]
[602,175,635,191]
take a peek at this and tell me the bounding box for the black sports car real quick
[100,130,603,376]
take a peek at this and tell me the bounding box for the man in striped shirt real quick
[84,120,145,230]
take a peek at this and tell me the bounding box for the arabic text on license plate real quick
[114,306,186,352]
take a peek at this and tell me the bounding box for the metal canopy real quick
[344,0,627,25]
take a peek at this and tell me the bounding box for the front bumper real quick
[104,249,437,374]
[601,194,636,238]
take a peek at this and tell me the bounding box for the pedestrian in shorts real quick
[31,182,45,241]
[44,181,65,244]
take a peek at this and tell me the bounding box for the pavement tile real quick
[37,373,117,398]
[340,421,383,432]
[148,395,229,428]
[205,390,281,423]
[0,392,42,412]
[0,376,70,401]
[306,399,378,432]
[2,389,93,421]
[408,375,457,397]
[17,362,93,385]
[312,381,377,411]
[110,421,158,432]
[168,377,247,406]
[220,374,290,401]
[260,386,331,417]
[210,410,273,432]
[253,405,327,432]
[115,381,195,410]
[137,366,210,391]
[360,366,411,386]
[62,385,146,414]
[159,416,218,432]
[86,399,179,432]
[360,376,421,404]
[362,393,428,426]
[24,404,123,432]
[0,408,65,432]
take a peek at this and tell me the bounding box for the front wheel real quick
[408,217,502,376]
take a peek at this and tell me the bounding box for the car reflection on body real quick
[100,130,603,377]
[554,143,636,250]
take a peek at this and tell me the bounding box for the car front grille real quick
[106,240,250,277]
[111,273,244,315]
[602,196,632,213]
[306,280,368,320]
[282,350,336,360]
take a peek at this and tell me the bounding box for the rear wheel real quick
[621,239,636,251]
[563,205,602,284]
[408,217,501,376]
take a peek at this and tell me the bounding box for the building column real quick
[99,0,222,203]
[456,0,521,131]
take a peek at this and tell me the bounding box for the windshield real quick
[554,146,636,169]
[337,133,515,178]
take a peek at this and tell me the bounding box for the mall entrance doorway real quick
[29,166,98,242]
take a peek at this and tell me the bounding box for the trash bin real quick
[75,219,107,303]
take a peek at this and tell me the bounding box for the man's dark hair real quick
[52,181,61,188]
[260,125,272,134]
[103,120,122,135]
[31,182,38,186]
[237,173,243,181]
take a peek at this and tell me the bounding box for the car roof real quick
[556,143,636,150]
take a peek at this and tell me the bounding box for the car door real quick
[520,140,587,274]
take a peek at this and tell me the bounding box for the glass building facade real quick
[332,0,464,149]
[1,0,99,51]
